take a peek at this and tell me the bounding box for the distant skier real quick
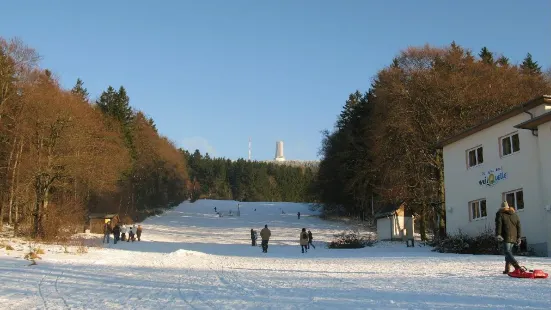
[297,212,300,219]
[307,230,315,249]
[250,228,257,246]
[495,201,525,276]
[260,225,271,253]
[300,228,309,253]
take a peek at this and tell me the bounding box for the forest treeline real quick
[184,150,316,203]
[0,37,190,239]
[313,43,551,239]
[0,37,317,240]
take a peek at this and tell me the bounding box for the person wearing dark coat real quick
[495,201,525,275]
[112,224,121,244]
[250,229,257,246]
[307,230,315,249]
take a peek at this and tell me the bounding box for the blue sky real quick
[1,1,550,161]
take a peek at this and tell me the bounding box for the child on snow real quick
[307,230,315,249]
[250,229,257,246]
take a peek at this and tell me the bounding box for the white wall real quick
[536,121,551,256]
[377,217,392,240]
[443,109,549,255]
[377,215,410,240]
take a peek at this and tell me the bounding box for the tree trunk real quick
[33,179,42,238]
[8,137,24,226]
[1,136,18,230]
[435,149,446,238]
[419,204,428,241]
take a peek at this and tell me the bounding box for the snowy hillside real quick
[1,199,550,309]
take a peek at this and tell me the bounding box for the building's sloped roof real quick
[436,95,551,148]
[514,109,551,130]
[374,202,405,219]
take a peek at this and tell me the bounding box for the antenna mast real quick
[248,137,251,161]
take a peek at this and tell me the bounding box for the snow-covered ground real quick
[1,199,550,309]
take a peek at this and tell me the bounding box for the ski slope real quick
[1,199,550,309]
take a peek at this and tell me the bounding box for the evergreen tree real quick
[520,53,542,74]
[96,86,134,125]
[478,47,494,65]
[496,55,510,67]
[71,78,89,102]
[183,151,316,203]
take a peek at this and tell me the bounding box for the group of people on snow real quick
[103,221,143,244]
[250,225,315,253]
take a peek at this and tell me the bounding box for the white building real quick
[438,95,551,257]
[375,202,414,242]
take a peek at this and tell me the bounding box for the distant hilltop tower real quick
[275,141,285,161]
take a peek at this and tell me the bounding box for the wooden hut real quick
[88,213,119,234]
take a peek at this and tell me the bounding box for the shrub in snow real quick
[2,242,15,250]
[431,228,500,255]
[24,243,43,264]
[328,229,377,249]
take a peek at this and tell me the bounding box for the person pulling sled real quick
[494,201,548,278]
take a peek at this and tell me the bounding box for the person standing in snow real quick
[300,228,309,253]
[260,225,271,253]
[103,221,112,244]
[307,230,315,249]
[250,229,257,246]
[112,223,121,244]
[495,201,525,275]
[121,224,127,241]
[128,225,135,242]
[136,225,143,241]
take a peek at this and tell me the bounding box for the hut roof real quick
[88,213,118,219]
[374,202,405,219]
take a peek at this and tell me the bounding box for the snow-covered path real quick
[1,200,550,309]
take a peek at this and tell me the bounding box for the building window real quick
[467,146,483,168]
[501,133,520,157]
[469,199,487,220]
[504,189,524,210]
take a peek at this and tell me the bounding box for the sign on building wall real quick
[479,167,507,186]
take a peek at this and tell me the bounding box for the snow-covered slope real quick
[1,199,550,309]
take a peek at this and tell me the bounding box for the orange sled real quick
[508,267,548,279]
